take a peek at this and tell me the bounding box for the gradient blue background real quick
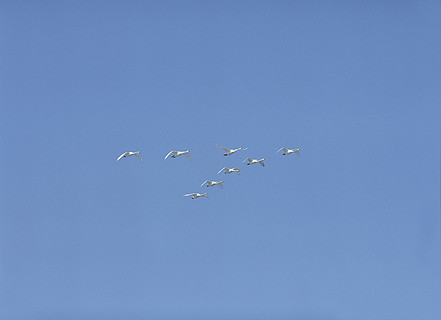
[1,1,440,319]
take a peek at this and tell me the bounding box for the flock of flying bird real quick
[117,145,301,199]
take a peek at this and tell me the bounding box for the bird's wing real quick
[217,168,226,174]
[184,152,192,160]
[200,180,208,187]
[218,182,224,189]
[277,147,286,154]
[164,151,174,159]
[116,153,126,161]
[184,193,196,197]
[134,154,143,162]
[260,161,265,167]
[216,145,230,152]
[295,150,300,157]
[243,158,251,163]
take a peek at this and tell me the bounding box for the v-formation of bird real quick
[117,145,300,199]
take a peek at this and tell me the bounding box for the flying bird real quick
[277,147,300,157]
[217,167,240,175]
[164,150,192,160]
[116,151,143,162]
[184,193,209,199]
[216,145,247,156]
[201,180,224,189]
[243,158,265,167]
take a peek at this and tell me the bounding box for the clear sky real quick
[1,1,440,319]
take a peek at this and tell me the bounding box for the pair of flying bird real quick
[165,146,246,161]
[116,150,192,162]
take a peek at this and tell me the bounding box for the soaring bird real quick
[184,193,209,199]
[277,147,300,157]
[201,180,224,189]
[116,151,143,162]
[243,158,265,167]
[217,167,240,175]
[216,145,247,156]
[164,150,192,160]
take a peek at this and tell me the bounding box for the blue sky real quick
[1,1,440,319]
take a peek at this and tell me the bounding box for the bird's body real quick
[184,193,208,199]
[243,158,265,167]
[216,145,247,156]
[277,147,300,157]
[201,180,224,189]
[116,151,143,162]
[164,150,192,160]
[217,167,240,175]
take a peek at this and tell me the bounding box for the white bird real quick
[164,150,192,160]
[116,151,143,162]
[243,158,265,167]
[217,167,240,175]
[216,145,247,156]
[277,147,300,157]
[201,180,224,189]
[184,193,209,199]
